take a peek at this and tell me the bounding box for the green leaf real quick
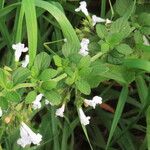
[0,69,7,88]
[101,41,110,53]
[78,55,91,69]
[0,96,8,109]
[23,0,37,67]
[12,67,31,85]
[141,27,150,35]
[62,42,73,57]
[44,90,62,105]
[53,55,62,67]
[41,80,57,90]
[25,91,37,104]
[115,0,134,16]
[138,13,150,26]
[106,33,124,47]
[34,52,51,74]
[123,59,150,72]
[100,65,135,84]
[106,85,128,149]
[110,17,132,39]
[146,106,150,150]
[5,91,21,103]
[96,24,107,39]
[39,68,58,81]
[116,44,133,55]
[75,80,91,95]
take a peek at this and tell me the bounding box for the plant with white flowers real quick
[17,122,42,148]
[12,43,28,62]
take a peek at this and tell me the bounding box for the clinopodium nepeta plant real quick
[0,0,150,149]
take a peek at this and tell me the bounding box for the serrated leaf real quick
[96,24,107,39]
[75,80,91,95]
[0,69,7,88]
[53,55,62,67]
[78,55,91,69]
[116,0,133,16]
[25,91,37,104]
[138,13,150,26]
[0,96,8,109]
[12,67,31,85]
[62,42,73,57]
[41,80,57,90]
[106,33,124,47]
[110,17,132,39]
[34,52,51,74]
[5,91,21,103]
[44,90,62,105]
[116,44,133,55]
[39,69,58,81]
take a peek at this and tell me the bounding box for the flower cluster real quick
[12,43,29,67]
[17,122,42,148]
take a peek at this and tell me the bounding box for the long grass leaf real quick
[106,85,128,149]
[22,0,37,67]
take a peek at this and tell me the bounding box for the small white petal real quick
[21,55,29,68]
[12,43,28,61]
[55,104,65,117]
[143,35,150,46]
[79,38,89,56]
[92,96,102,105]
[78,108,90,126]
[0,107,2,117]
[32,94,43,110]
[45,99,50,105]
[84,99,96,109]
[92,15,106,26]
[32,101,42,110]
[75,1,89,16]
[105,18,112,24]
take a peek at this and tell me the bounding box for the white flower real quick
[92,15,106,26]
[32,94,43,110]
[105,18,112,24]
[21,55,29,68]
[92,96,102,104]
[17,122,42,148]
[143,35,150,46]
[92,15,112,26]
[0,107,2,117]
[12,43,28,61]
[84,96,102,109]
[55,103,65,117]
[79,38,89,56]
[75,1,89,16]
[45,99,53,106]
[45,99,50,105]
[78,108,90,126]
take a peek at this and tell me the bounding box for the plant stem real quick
[53,73,67,82]
[91,52,103,62]
[101,0,106,17]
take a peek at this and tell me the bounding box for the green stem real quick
[91,52,103,62]
[101,0,106,17]
[52,73,67,82]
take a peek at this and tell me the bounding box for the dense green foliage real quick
[0,0,149,150]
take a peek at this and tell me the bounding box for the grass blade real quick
[106,85,128,149]
[22,0,37,67]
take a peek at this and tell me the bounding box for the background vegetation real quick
[0,0,150,150]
